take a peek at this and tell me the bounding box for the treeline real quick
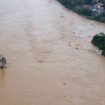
[57,0,105,22]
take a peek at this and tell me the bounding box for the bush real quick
[91,33,105,56]
[89,12,105,22]
[74,5,91,16]
[102,50,105,56]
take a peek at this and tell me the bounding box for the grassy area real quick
[57,0,105,22]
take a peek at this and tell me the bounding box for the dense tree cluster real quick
[57,0,105,22]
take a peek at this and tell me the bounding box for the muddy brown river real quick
[0,0,105,105]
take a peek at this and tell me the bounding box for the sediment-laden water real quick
[0,0,105,105]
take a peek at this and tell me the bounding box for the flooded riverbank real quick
[0,0,105,105]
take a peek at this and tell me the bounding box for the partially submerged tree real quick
[91,33,105,56]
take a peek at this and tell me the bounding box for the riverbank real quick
[57,0,105,22]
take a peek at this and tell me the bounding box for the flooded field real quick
[0,0,105,105]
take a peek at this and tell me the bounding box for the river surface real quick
[0,0,105,105]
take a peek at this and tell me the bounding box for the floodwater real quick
[0,0,105,105]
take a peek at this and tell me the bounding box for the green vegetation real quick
[91,33,105,56]
[57,0,105,22]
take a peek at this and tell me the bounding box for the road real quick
[0,0,105,105]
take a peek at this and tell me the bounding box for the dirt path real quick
[0,0,105,105]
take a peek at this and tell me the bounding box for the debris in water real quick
[95,49,102,55]
[63,96,66,98]
[0,55,6,69]
[75,47,79,50]
[63,82,66,85]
